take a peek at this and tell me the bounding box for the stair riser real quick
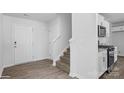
[60,56,70,60]
[60,59,70,64]
[64,52,70,55]
[63,54,70,58]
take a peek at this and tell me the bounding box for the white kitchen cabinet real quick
[97,14,104,26]
[98,49,107,77]
[103,20,110,37]
[111,26,124,32]
[97,14,110,37]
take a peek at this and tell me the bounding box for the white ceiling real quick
[101,13,124,24]
[3,13,57,22]
[5,13,124,24]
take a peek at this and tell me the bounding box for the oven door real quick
[108,51,114,68]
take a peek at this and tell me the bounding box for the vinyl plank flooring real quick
[1,59,72,79]
[101,57,124,79]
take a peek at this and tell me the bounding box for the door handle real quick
[14,41,17,45]
[14,41,17,48]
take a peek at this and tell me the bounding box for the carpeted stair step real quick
[67,48,70,51]
[56,61,70,73]
[60,56,70,64]
[64,51,70,55]
[63,54,70,58]
[56,47,70,74]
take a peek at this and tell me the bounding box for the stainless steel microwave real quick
[98,25,106,37]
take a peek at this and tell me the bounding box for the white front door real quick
[14,25,32,64]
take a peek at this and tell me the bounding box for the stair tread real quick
[57,60,70,64]
[64,52,70,55]
[56,61,70,73]
[60,56,70,60]
[60,58,70,64]
[56,47,70,73]
[63,53,70,56]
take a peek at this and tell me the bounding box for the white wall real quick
[110,23,124,56]
[70,13,98,78]
[0,14,3,76]
[110,32,124,56]
[48,16,60,60]
[2,15,49,67]
[48,13,72,63]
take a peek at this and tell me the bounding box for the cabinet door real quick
[102,52,107,71]
[98,53,103,76]
[103,20,110,37]
[98,14,104,26]
[98,51,107,77]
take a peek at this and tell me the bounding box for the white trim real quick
[69,72,78,78]
[69,73,87,79]
[52,61,56,66]
[69,38,73,43]
[3,64,15,68]
[3,57,51,68]
[69,72,98,79]
[32,56,50,61]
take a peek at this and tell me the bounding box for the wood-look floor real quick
[101,57,124,79]
[2,57,124,79]
[1,59,72,79]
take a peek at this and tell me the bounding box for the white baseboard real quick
[3,64,14,68]
[32,56,50,61]
[69,72,79,78]
[3,57,51,68]
[69,72,98,79]
[69,72,87,79]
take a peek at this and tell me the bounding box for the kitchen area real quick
[66,13,124,79]
[97,14,118,78]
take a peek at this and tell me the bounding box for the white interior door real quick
[14,25,32,64]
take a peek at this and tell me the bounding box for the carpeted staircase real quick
[56,48,70,74]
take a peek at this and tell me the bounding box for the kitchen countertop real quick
[98,48,107,52]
